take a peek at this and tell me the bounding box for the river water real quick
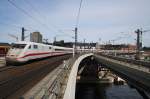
[75,83,143,99]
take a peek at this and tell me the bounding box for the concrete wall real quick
[63,53,93,99]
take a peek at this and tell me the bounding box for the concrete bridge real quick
[23,53,150,99]
[94,54,150,99]
[63,53,150,99]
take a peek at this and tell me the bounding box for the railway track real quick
[0,66,13,72]
[0,65,19,72]
[0,55,71,99]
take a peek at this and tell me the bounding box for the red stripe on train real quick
[18,52,64,59]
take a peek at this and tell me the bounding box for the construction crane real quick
[8,33,19,41]
[135,28,150,59]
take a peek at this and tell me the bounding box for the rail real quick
[44,58,76,99]
[30,55,80,99]
[98,53,150,68]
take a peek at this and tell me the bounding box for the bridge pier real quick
[63,53,94,99]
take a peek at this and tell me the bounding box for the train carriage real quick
[6,41,73,64]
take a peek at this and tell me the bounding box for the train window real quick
[33,45,38,49]
[28,45,31,49]
[55,49,64,51]
[12,44,26,49]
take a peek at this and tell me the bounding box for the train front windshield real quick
[12,44,26,49]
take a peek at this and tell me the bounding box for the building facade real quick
[30,32,42,43]
[0,43,10,56]
[97,44,136,51]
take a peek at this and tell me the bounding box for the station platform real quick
[0,57,5,67]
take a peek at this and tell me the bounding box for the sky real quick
[0,0,150,46]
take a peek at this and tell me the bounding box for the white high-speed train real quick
[6,41,73,64]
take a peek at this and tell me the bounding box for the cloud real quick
[0,0,150,46]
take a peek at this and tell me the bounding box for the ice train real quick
[6,41,73,64]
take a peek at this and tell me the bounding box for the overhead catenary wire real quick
[23,0,68,35]
[74,0,83,49]
[142,29,150,33]
[24,0,75,35]
[23,0,43,18]
[8,0,56,33]
[0,21,22,29]
[0,15,38,32]
[108,27,150,45]
[7,0,79,43]
[76,0,83,28]
[23,0,52,28]
[0,21,35,32]
[15,0,72,36]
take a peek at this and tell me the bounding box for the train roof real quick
[0,42,10,46]
[12,41,73,49]
[52,45,73,50]
[13,41,52,46]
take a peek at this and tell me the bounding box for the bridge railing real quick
[45,59,74,99]
[24,53,91,99]
[40,54,81,99]
[97,53,150,68]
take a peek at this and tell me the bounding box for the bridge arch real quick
[63,53,93,99]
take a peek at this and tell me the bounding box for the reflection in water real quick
[106,85,143,99]
[75,83,143,99]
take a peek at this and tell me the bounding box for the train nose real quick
[7,49,22,56]
[5,56,18,64]
[6,54,17,58]
[6,53,18,63]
